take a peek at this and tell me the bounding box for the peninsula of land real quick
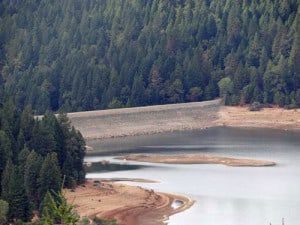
[65,180,194,225]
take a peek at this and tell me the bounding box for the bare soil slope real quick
[68,100,300,140]
[65,180,194,225]
[218,106,300,130]
[68,100,220,139]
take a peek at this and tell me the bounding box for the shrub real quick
[249,102,262,111]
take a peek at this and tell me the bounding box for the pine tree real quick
[9,168,32,222]
[218,77,234,105]
[20,105,34,142]
[30,120,56,157]
[0,199,9,225]
[1,160,31,221]
[24,151,43,208]
[41,189,79,225]
[38,153,62,202]
[1,160,14,204]
[130,75,146,107]
[65,127,86,186]
[0,130,12,189]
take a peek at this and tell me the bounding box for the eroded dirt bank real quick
[65,180,194,225]
[68,100,300,140]
[68,99,220,139]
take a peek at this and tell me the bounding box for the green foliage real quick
[93,217,118,225]
[1,159,14,202]
[218,77,233,105]
[0,0,299,111]
[38,153,62,202]
[24,151,43,208]
[9,168,32,222]
[0,101,86,222]
[40,190,79,225]
[78,217,90,225]
[249,102,262,111]
[0,130,12,188]
[0,199,9,225]
[108,98,123,109]
[187,87,203,102]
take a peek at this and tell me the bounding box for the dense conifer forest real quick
[0,100,86,223]
[0,0,299,113]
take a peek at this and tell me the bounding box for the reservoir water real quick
[85,127,300,225]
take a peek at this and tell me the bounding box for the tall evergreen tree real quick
[9,167,32,222]
[0,130,12,189]
[0,199,9,225]
[24,151,43,208]
[1,159,14,202]
[38,153,62,202]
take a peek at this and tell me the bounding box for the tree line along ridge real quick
[0,0,299,113]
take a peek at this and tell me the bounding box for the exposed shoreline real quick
[217,106,300,131]
[65,179,194,225]
[68,100,220,140]
[69,100,300,141]
[115,154,276,167]
[67,101,300,225]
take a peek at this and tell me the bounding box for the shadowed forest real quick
[0,102,86,223]
[0,0,299,114]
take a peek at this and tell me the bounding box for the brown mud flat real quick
[217,106,300,131]
[116,154,276,167]
[65,180,194,225]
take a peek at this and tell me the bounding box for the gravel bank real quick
[68,99,221,139]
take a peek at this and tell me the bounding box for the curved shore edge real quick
[65,179,195,225]
[66,101,299,224]
[116,154,276,167]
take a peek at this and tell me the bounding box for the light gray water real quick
[85,127,300,225]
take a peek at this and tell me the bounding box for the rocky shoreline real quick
[69,100,300,140]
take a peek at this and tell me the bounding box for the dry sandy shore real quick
[65,180,194,225]
[69,100,300,140]
[116,154,276,167]
[66,101,300,225]
[218,106,300,130]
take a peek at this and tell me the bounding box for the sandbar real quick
[116,154,276,167]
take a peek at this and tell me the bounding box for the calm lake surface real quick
[85,127,300,225]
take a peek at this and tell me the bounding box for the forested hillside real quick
[0,0,299,113]
[0,101,86,223]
